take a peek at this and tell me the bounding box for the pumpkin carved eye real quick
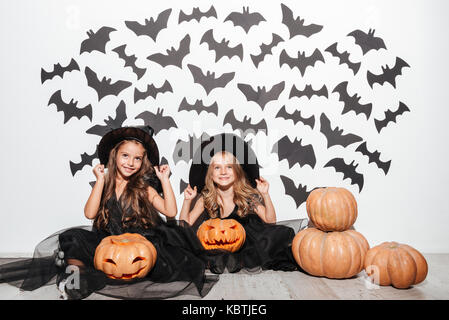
[132,256,145,263]
[230,225,237,229]
[104,259,116,265]
[206,225,215,230]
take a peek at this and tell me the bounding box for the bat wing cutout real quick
[224,7,266,33]
[125,9,172,41]
[80,26,116,54]
[275,105,315,129]
[332,81,372,120]
[179,178,189,195]
[179,97,218,116]
[280,175,311,208]
[374,101,410,133]
[200,29,243,62]
[86,100,128,137]
[112,45,146,79]
[367,57,410,89]
[134,80,173,103]
[135,107,178,135]
[223,109,268,136]
[279,49,325,76]
[347,29,386,55]
[324,157,364,192]
[272,135,316,169]
[281,3,323,39]
[250,33,284,68]
[84,66,132,101]
[41,58,80,84]
[178,6,217,23]
[355,141,391,175]
[70,150,98,176]
[147,34,190,68]
[237,81,285,110]
[48,90,92,124]
[188,64,235,95]
[319,113,363,148]
[325,42,361,75]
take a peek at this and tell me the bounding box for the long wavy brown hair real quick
[93,140,162,230]
[201,151,263,218]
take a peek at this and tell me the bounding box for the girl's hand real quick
[184,184,197,201]
[93,164,105,181]
[255,177,269,195]
[155,164,171,181]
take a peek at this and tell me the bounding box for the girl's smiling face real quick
[115,140,146,179]
[210,152,236,188]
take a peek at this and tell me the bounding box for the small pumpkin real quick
[364,241,428,289]
[306,187,358,231]
[292,228,369,279]
[94,233,157,280]
[197,218,246,252]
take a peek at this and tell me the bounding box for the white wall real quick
[1,0,448,255]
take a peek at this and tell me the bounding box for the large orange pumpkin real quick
[306,187,357,231]
[94,233,157,280]
[197,218,246,252]
[364,241,428,289]
[292,228,369,279]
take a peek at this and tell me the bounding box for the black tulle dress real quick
[0,193,218,299]
[192,205,308,274]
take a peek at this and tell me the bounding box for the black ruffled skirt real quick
[0,220,218,300]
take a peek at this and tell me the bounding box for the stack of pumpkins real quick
[292,187,429,289]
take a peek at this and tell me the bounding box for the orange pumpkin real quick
[306,187,358,231]
[94,233,157,280]
[292,228,369,279]
[197,218,246,252]
[364,241,428,289]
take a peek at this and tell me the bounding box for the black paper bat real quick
[250,33,284,68]
[223,109,268,136]
[80,26,116,54]
[272,135,316,169]
[86,100,127,137]
[188,64,235,95]
[355,141,391,175]
[324,158,364,192]
[374,101,410,133]
[179,6,217,23]
[135,108,177,135]
[224,7,266,33]
[125,9,172,41]
[112,44,146,80]
[280,49,325,76]
[173,133,211,165]
[347,29,386,55]
[200,29,243,62]
[70,150,98,176]
[147,34,190,68]
[48,90,92,123]
[332,81,372,119]
[367,57,410,89]
[325,42,361,75]
[289,84,328,99]
[280,175,311,208]
[275,105,315,129]
[179,97,218,116]
[134,80,173,103]
[41,58,80,84]
[84,67,132,101]
[238,81,285,110]
[319,113,363,148]
[179,178,189,195]
[281,3,323,39]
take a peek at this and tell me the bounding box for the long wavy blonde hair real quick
[93,140,162,230]
[201,151,263,218]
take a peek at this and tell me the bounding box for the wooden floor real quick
[1,254,448,300]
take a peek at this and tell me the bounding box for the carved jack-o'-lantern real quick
[94,233,157,280]
[197,218,246,252]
